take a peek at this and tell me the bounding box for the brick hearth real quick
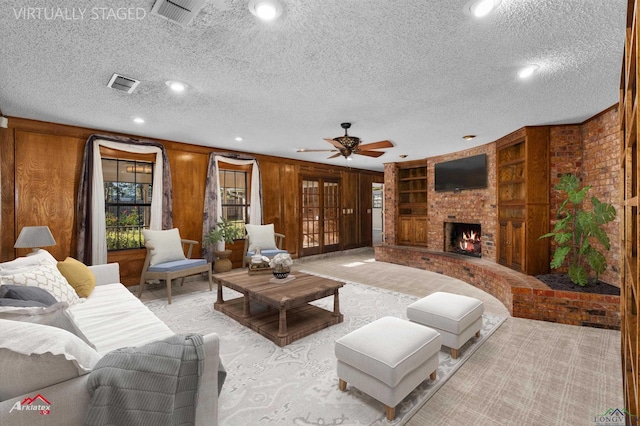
[375,245,620,330]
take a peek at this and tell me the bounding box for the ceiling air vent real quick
[107,73,140,94]
[151,0,207,26]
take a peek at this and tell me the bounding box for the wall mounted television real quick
[434,153,488,192]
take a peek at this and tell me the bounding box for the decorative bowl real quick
[273,270,290,279]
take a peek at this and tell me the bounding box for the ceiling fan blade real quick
[297,148,338,152]
[324,138,346,150]
[358,140,393,150]
[354,150,385,158]
[327,152,343,159]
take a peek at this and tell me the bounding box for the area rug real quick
[144,277,507,426]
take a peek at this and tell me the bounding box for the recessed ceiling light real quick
[235,136,243,142]
[249,0,282,21]
[518,65,539,79]
[166,80,186,92]
[132,117,145,124]
[462,135,476,140]
[467,0,501,18]
[399,154,408,159]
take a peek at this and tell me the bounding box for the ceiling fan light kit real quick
[299,123,393,160]
[334,122,361,150]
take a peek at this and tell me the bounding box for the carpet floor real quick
[137,248,623,426]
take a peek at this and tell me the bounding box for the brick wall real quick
[546,107,621,286]
[549,124,583,211]
[580,106,621,285]
[383,162,398,245]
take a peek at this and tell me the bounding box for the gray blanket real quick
[84,334,205,426]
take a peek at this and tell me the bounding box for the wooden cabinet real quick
[620,0,640,416]
[397,162,428,246]
[496,127,549,275]
[398,216,428,246]
[498,220,524,271]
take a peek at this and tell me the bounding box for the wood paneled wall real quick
[0,117,382,285]
[14,131,85,260]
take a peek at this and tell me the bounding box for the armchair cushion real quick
[142,228,187,266]
[147,259,207,273]
[57,257,96,298]
[246,249,288,258]
[245,224,277,252]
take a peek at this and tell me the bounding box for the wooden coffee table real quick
[213,270,344,346]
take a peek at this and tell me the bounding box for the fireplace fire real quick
[444,222,482,258]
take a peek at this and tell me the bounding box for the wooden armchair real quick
[243,227,287,268]
[138,230,212,304]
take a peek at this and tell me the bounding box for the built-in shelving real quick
[396,161,428,246]
[620,0,640,417]
[495,127,550,275]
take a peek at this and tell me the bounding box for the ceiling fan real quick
[298,123,393,159]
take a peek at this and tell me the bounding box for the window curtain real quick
[76,135,173,265]
[201,153,262,263]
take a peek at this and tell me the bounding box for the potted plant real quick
[538,174,616,287]
[205,219,245,273]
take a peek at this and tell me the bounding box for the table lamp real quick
[14,226,56,253]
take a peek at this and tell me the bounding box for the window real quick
[373,191,383,208]
[102,158,153,250]
[219,167,249,233]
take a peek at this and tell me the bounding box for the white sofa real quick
[0,256,220,426]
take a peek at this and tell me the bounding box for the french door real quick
[301,178,340,256]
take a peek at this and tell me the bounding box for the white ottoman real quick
[335,316,441,421]
[407,292,484,359]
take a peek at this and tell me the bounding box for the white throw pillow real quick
[0,260,81,305]
[245,224,277,252]
[0,319,101,401]
[0,249,57,272]
[0,302,95,348]
[142,228,186,266]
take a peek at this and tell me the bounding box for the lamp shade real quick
[14,226,56,251]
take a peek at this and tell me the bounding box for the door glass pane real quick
[302,180,320,248]
[324,182,339,245]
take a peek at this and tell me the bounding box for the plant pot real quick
[214,249,233,273]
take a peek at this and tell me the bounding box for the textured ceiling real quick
[0,0,627,171]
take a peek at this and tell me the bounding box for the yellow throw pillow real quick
[57,257,96,298]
